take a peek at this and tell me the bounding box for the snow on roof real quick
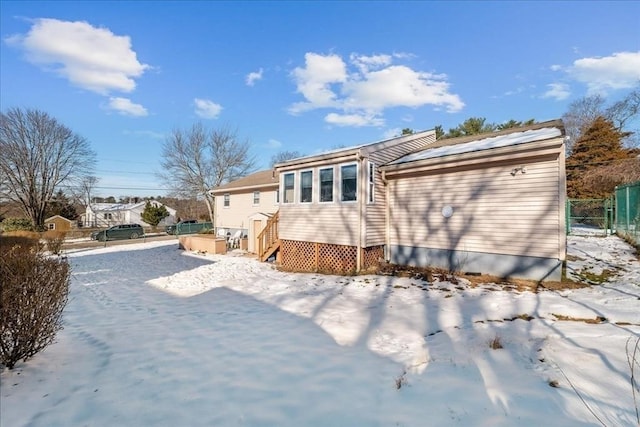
[390,127,562,165]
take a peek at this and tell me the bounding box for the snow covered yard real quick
[1,234,639,426]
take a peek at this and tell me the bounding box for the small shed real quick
[44,215,74,232]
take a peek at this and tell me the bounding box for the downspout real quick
[357,152,365,273]
[381,170,390,262]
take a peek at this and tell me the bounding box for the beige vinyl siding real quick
[279,203,359,246]
[388,157,562,259]
[215,190,278,229]
[365,168,387,246]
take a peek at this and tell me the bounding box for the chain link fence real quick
[614,181,639,245]
[566,198,613,236]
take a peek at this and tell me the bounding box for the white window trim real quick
[274,189,280,205]
[367,161,375,204]
[340,162,358,203]
[319,166,335,204]
[253,191,260,206]
[223,193,230,208]
[282,172,295,204]
[299,169,314,204]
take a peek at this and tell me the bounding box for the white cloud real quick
[325,112,384,127]
[383,128,402,139]
[246,68,263,86]
[349,53,393,74]
[541,83,571,101]
[194,98,222,119]
[266,139,282,149]
[124,129,165,139]
[6,18,149,95]
[549,64,563,72]
[289,52,464,127]
[289,53,347,114]
[108,97,148,116]
[568,51,640,95]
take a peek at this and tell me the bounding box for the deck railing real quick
[257,211,280,261]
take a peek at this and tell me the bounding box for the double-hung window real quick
[283,173,295,203]
[253,191,260,205]
[223,193,230,207]
[300,170,313,203]
[341,164,357,202]
[320,167,333,202]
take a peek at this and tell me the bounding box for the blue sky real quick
[1,1,639,198]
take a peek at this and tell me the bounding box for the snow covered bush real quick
[0,235,70,369]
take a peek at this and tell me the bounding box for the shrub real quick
[42,230,67,255]
[0,236,70,369]
[489,335,504,350]
[0,217,34,232]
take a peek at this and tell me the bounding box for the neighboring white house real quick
[210,169,279,253]
[83,201,177,228]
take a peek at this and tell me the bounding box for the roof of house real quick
[388,119,564,166]
[44,215,73,223]
[88,201,176,214]
[274,128,436,169]
[211,169,279,194]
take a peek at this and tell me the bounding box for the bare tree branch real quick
[158,123,255,225]
[0,108,96,229]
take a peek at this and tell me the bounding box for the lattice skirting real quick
[280,240,383,275]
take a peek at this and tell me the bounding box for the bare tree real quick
[158,123,255,226]
[0,108,96,229]
[70,175,99,224]
[270,150,303,167]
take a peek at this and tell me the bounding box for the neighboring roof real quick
[274,129,436,168]
[89,203,138,211]
[44,215,73,223]
[88,201,176,214]
[211,169,278,193]
[388,120,564,166]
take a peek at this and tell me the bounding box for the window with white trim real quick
[320,167,333,202]
[368,162,375,203]
[253,191,260,205]
[341,164,357,202]
[283,173,294,203]
[300,170,313,203]
[223,193,230,207]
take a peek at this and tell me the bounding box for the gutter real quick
[381,170,390,262]
[357,150,365,273]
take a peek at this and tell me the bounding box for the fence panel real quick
[615,181,639,245]
[566,198,612,236]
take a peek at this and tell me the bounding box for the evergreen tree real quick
[566,116,637,198]
[45,190,78,220]
[141,201,169,227]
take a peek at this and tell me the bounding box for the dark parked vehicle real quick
[91,224,144,241]
[165,219,197,235]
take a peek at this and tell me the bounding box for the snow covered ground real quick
[1,233,639,426]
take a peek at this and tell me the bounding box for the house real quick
[262,120,566,281]
[269,129,437,273]
[44,215,75,232]
[210,169,279,253]
[82,201,177,228]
